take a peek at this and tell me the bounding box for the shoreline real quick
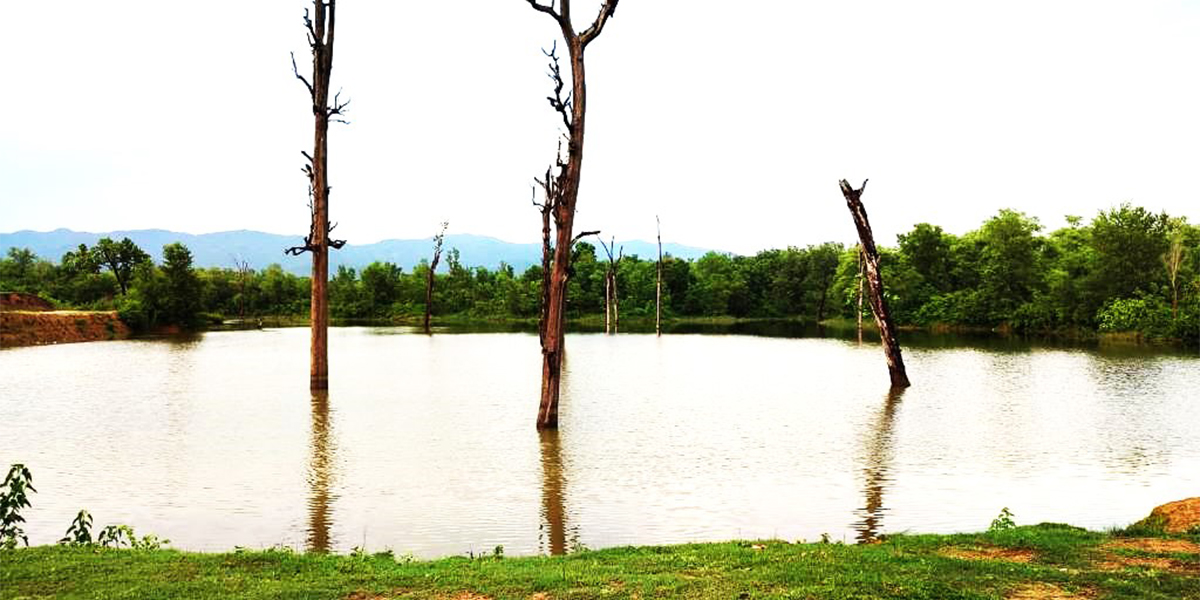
[2,523,1197,599]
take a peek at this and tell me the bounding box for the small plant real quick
[98,524,130,548]
[989,507,1017,532]
[1,464,37,549]
[820,532,832,544]
[97,524,169,550]
[60,509,94,545]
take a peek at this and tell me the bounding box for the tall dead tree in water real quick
[839,179,910,388]
[424,222,449,334]
[599,237,622,334]
[532,183,597,345]
[855,245,865,344]
[231,256,252,321]
[285,0,348,390]
[525,0,621,429]
[656,216,663,336]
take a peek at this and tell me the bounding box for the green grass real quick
[2,524,1197,599]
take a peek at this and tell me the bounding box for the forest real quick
[2,202,1197,344]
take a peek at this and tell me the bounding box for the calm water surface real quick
[1,327,1197,557]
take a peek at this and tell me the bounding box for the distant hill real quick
[0,229,721,275]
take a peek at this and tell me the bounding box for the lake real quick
[1,327,1197,557]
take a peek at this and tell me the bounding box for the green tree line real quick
[2,203,1197,342]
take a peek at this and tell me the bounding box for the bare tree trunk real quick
[424,222,449,334]
[604,271,612,334]
[856,245,864,344]
[599,237,621,335]
[527,0,620,429]
[656,216,663,336]
[285,0,349,391]
[533,191,553,346]
[232,257,251,321]
[839,179,910,388]
[1164,229,1184,320]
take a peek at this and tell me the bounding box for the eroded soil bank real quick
[0,310,130,348]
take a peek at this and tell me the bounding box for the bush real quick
[1096,296,1173,338]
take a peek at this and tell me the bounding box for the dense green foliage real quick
[2,203,1197,341]
[1,523,1197,599]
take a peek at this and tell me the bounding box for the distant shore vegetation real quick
[2,203,1197,344]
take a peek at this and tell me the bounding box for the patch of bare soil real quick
[1104,538,1200,554]
[1095,538,1200,573]
[345,592,496,600]
[1138,497,1200,534]
[1006,583,1094,600]
[0,292,54,311]
[0,310,130,347]
[940,546,1036,563]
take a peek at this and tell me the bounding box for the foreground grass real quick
[2,524,1198,599]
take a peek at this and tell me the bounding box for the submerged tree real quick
[285,0,349,391]
[524,0,621,429]
[839,179,910,388]
[599,237,622,334]
[424,222,449,334]
[656,216,663,336]
[1164,224,1185,320]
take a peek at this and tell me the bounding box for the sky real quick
[2,1,1198,256]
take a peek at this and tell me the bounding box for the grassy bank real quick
[2,524,1197,599]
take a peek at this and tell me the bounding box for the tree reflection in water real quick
[538,427,573,555]
[307,390,336,552]
[854,388,905,543]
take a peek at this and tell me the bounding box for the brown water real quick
[1,327,1197,557]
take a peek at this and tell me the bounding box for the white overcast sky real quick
[2,1,1198,255]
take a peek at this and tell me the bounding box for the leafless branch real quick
[526,0,565,26]
[291,52,314,97]
[543,42,572,132]
[580,0,619,47]
[572,230,600,246]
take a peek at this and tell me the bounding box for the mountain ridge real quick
[0,228,722,276]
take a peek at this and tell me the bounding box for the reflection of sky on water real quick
[1,327,1197,556]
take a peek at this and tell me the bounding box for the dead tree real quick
[599,237,622,334]
[1164,228,1184,320]
[855,245,864,344]
[424,222,449,334]
[285,0,349,391]
[532,184,597,345]
[231,256,252,321]
[839,179,910,388]
[525,0,620,429]
[656,216,663,336]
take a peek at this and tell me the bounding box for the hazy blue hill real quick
[0,229,720,275]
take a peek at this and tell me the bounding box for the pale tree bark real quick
[424,222,449,334]
[525,0,621,429]
[839,179,910,388]
[232,256,252,321]
[599,237,622,334]
[656,216,663,336]
[856,245,864,344]
[285,0,349,391]
[1163,228,1184,320]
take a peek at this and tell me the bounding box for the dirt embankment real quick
[1,292,131,348]
[0,311,131,348]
